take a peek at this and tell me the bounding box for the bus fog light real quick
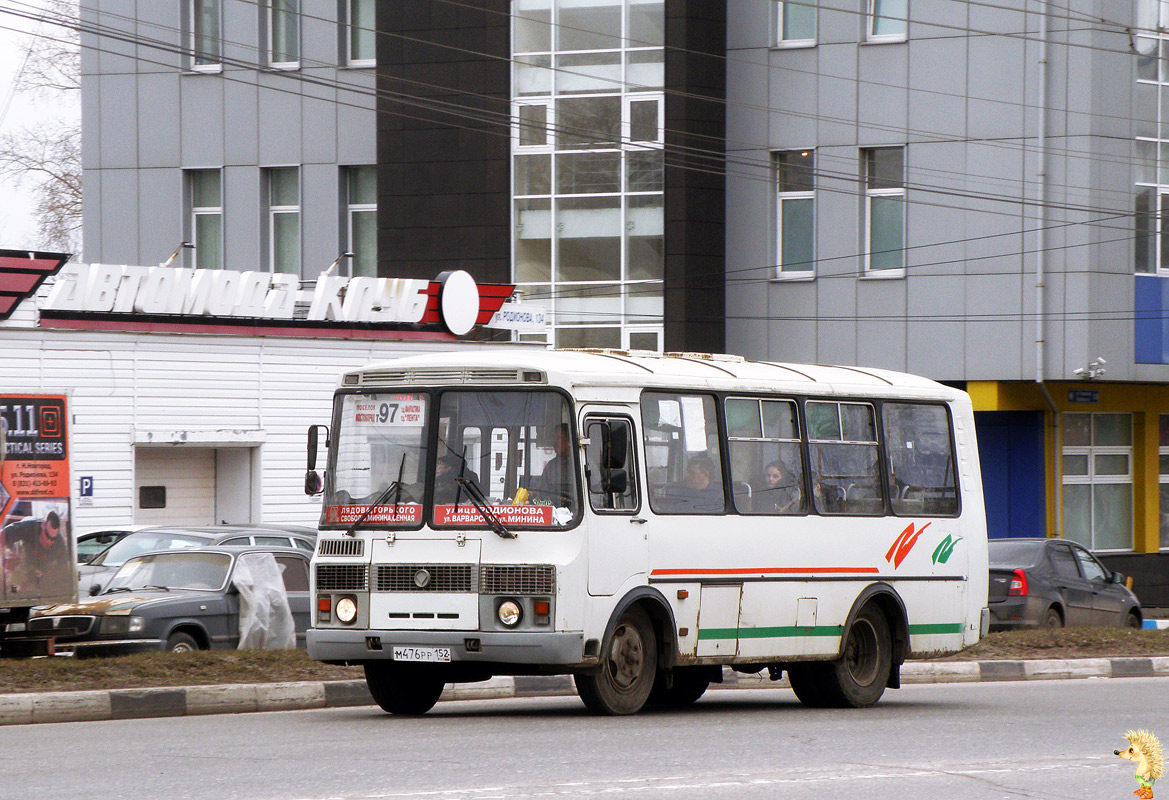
[336,596,358,625]
[498,600,522,627]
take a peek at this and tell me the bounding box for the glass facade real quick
[512,0,664,349]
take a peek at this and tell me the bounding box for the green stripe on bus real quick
[697,626,843,641]
[697,622,964,640]
[908,623,964,635]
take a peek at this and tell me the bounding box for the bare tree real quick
[0,0,81,254]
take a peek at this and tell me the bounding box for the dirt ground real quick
[1,628,1168,695]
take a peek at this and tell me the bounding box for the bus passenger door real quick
[582,414,647,596]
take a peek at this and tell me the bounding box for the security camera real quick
[1073,367,1085,376]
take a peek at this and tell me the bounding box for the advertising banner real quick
[0,395,75,605]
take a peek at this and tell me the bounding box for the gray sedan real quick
[32,546,311,655]
[988,538,1142,630]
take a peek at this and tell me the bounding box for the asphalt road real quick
[3,678,1166,800]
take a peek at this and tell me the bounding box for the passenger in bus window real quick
[434,454,482,505]
[756,461,802,514]
[659,454,724,513]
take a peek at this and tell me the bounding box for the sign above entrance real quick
[40,263,521,337]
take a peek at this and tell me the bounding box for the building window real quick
[868,0,907,40]
[267,0,300,67]
[510,0,665,349]
[775,1,815,45]
[863,146,905,274]
[266,167,300,275]
[1062,413,1133,551]
[346,0,375,65]
[189,0,221,69]
[346,166,377,278]
[775,149,814,276]
[188,169,223,270]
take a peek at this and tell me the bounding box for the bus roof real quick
[344,350,963,401]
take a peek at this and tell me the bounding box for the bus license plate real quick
[392,646,452,663]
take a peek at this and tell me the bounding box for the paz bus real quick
[305,350,989,715]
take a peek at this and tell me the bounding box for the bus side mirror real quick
[606,423,628,471]
[306,424,329,496]
[603,468,627,495]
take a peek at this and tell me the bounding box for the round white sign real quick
[438,270,480,336]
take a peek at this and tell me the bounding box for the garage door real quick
[134,447,216,525]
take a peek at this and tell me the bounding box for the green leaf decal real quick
[932,534,963,565]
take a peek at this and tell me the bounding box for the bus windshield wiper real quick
[455,475,515,539]
[344,454,408,537]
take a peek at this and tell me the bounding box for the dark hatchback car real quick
[33,546,311,655]
[988,538,1142,630]
[78,524,317,595]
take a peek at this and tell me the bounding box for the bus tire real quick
[647,667,710,709]
[364,663,445,716]
[575,606,657,715]
[828,605,892,707]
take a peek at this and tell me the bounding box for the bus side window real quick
[584,418,637,512]
[807,400,883,516]
[726,397,805,515]
[640,392,725,514]
[882,403,959,517]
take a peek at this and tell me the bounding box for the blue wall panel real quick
[975,411,1045,539]
[1135,274,1169,364]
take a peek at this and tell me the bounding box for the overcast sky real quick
[0,1,78,252]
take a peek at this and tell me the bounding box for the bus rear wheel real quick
[575,606,657,715]
[789,606,892,709]
[648,666,710,709]
[364,663,446,716]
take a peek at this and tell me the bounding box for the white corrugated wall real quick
[0,314,512,530]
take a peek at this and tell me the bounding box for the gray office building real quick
[79,1,1169,598]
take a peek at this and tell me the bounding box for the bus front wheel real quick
[575,606,657,715]
[788,605,892,709]
[364,663,446,715]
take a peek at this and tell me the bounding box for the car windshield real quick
[105,551,232,592]
[91,531,209,567]
[987,540,1042,568]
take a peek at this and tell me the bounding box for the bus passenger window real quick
[882,403,959,517]
[640,393,725,514]
[807,400,883,516]
[726,398,805,515]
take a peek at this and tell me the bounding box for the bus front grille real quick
[316,564,369,591]
[318,539,364,557]
[480,565,555,595]
[376,564,475,592]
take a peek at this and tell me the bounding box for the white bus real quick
[306,350,989,715]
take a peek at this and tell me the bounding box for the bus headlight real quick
[497,599,522,627]
[335,596,358,625]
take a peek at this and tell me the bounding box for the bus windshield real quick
[326,393,429,526]
[323,389,580,529]
[433,390,580,529]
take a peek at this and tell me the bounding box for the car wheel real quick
[1125,611,1141,629]
[166,632,200,653]
[575,606,657,715]
[1042,607,1063,628]
[647,666,710,709]
[364,663,445,716]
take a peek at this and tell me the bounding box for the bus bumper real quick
[307,628,585,666]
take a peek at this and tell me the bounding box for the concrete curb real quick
[3,656,1168,726]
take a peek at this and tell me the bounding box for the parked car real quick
[31,545,311,655]
[988,538,1142,630]
[78,524,317,595]
[75,527,142,564]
